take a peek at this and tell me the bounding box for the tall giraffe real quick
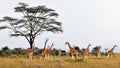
[28,44,35,60]
[82,44,91,59]
[47,43,54,58]
[107,45,117,58]
[96,46,101,58]
[40,45,50,59]
[65,41,79,58]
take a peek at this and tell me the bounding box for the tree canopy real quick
[0,2,63,48]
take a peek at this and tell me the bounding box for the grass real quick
[0,54,120,68]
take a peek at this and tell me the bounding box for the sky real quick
[0,0,120,52]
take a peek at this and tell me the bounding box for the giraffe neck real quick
[49,46,53,50]
[49,44,53,50]
[67,42,72,50]
[86,45,90,50]
[110,46,116,52]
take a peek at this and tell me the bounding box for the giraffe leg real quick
[72,55,74,58]
[107,54,109,58]
[98,54,100,58]
[84,55,86,59]
[76,54,78,59]
[85,55,87,59]
[99,55,100,58]
[76,55,78,59]
[86,56,88,59]
[29,55,31,60]
[71,54,74,58]
[83,55,85,59]
[45,54,47,59]
[76,56,78,59]
[31,56,32,60]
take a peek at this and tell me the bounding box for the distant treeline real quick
[0,46,108,57]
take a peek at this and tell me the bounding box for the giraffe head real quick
[88,44,91,47]
[98,46,101,49]
[65,41,69,45]
[114,45,117,47]
[51,43,54,46]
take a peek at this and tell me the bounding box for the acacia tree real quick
[0,2,63,48]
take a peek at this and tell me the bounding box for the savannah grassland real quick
[0,54,120,68]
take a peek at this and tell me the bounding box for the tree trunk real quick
[29,36,33,48]
[29,41,33,48]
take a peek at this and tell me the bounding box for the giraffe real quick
[47,43,54,58]
[40,45,50,59]
[82,44,91,59]
[28,44,35,60]
[107,45,117,58]
[65,41,79,58]
[96,46,101,58]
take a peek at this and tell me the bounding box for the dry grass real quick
[0,54,120,68]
